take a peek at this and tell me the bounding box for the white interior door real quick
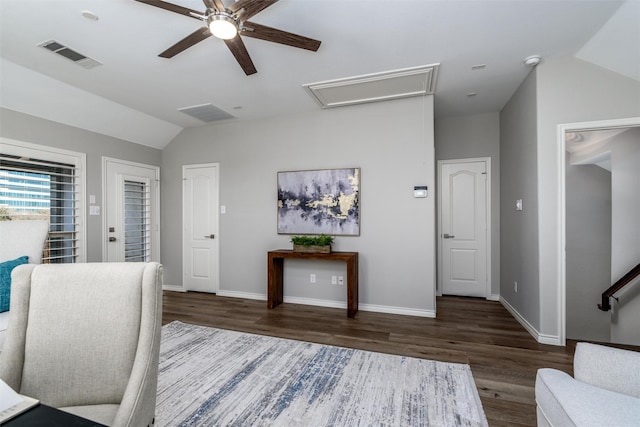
[183,163,219,293]
[439,159,489,297]
[104,158,160,262]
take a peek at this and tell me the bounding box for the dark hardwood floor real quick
[162,292,577,426]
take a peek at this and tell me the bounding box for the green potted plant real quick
[291,234,334,253]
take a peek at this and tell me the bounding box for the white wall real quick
[161,96,437,315]
[435,113,501,297]
[610,128,640,345]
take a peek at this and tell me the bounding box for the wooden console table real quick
[267,250,359,318]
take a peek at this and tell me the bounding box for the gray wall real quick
[162,96,437,314]
[535,56,640,340]
[499,70,540,329]
[435,113,501,298]
[0,108,162,262]
[565,158,611,342]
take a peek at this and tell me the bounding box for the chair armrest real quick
[536,368,640,427]
[574,342,640,398]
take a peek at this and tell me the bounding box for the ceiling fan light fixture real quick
[208,13,238,40]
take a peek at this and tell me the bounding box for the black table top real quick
[4,404,106,427]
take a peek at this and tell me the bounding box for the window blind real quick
[0,154,80,263]
[124,179,150,262]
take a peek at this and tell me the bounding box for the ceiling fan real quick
[134,0,321,75]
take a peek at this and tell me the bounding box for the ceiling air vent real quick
[303,64,440,109]
[178,103,235,123]
[38,40,102,69]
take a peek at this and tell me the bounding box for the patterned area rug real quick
[156,321,488,426]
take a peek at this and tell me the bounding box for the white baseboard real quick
[284,297,436,318]
[284,296,346,309]
[360,303,436,318]
[163,284,185,292]
[499,297,562,346]
[499,297,538,340]
[284,297,435,318]
[487,294,500,301]
[215,292,435,318]
[537,333,563,346]
[217,290,267,301]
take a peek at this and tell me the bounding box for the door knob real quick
[204,234,215,239]
[109,237,117,242]
[443,234,455,239]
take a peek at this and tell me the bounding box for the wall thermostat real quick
[414,186,428,198]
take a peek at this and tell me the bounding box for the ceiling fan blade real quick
[134,0,202,19]
[203,0,225,11]
[229,0,278,20]
[159,27,212,58]
[241,22,321,52]
[224,36,257,75]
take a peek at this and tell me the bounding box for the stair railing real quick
[598,262,640,311]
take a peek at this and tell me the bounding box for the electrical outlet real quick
[331,276,337,285]
[514,281,518,293]
[310,274,316,284]
[338,276,344,286]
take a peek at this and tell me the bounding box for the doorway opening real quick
[558,117,640,346]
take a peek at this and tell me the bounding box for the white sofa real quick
[535,342,640,426]
[0,220,49,350]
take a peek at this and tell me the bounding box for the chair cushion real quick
[0,256,28,312]
[574,342,640,398]
[0,311,9,350]
[19,263,145,408]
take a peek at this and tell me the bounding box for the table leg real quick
[268,255,284,309]
[346,255,358,318]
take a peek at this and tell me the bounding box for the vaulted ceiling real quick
[1,0,638,149]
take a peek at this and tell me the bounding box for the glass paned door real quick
[104,158,159,263]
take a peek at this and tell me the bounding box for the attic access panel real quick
[303,64,439,109]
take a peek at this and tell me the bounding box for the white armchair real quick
[0,262,163,427]
[535,342,640,426]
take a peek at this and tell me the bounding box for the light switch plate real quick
[516,199,523,211]
[414,186,428,198]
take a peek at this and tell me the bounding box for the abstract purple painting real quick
[277,168,360,235]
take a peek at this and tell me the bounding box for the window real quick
[0,139,86,263]
[124,179,150,262]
